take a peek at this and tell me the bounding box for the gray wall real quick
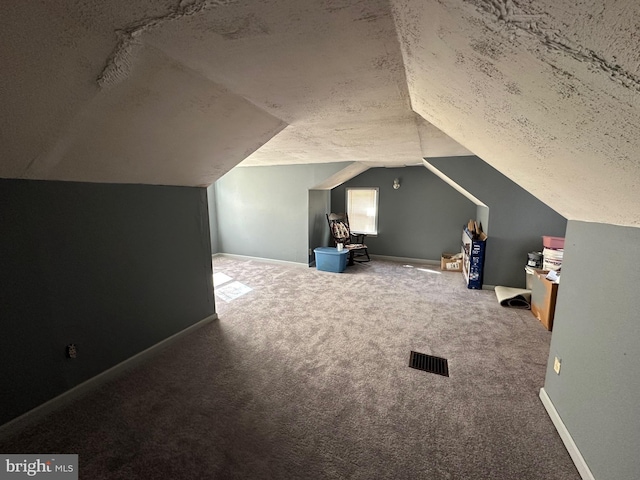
[331,166,477,260]
[207,183,220,254]
[214,163,350,264]
[543,221,640,480]
[308,190,332,264]
[0,179,214,426]
[429,156,567,287]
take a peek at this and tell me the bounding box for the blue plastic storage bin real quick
[314,247,348,273]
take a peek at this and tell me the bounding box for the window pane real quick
[346,188,378,234]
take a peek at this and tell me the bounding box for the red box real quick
[542,236,565,249]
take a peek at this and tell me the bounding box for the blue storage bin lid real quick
[314,247,347,256]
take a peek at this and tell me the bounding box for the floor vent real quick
[409,351,449,377]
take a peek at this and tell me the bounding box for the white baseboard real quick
[539,388,595,480]
[213,253,308,268]
[215,253,442,269]
[369,254,440,266]
[0,314,217,439]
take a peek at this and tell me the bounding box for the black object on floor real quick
[409,351,449,377]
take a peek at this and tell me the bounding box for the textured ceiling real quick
[1,1,639,225]
[392,0,640,226]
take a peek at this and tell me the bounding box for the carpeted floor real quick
[0,256,580,479]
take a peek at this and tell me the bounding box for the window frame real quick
[345,187,379,236]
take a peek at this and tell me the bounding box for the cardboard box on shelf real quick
[530,269,559,331]
[441,253,463,271]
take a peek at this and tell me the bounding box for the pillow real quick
[332,221,350,240]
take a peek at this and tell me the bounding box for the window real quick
[346,187,379,235]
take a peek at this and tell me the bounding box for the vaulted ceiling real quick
[2,1,639,226]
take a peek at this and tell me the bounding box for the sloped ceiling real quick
[392,0,640,226]
[1,1,639,225]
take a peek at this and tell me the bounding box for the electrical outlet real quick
[553,356,561,375]
[66,344,78,359]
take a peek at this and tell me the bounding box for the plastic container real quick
[527,251,542,268]
[543,247,563,272]
[314,247,348,273]
[543,236,565,249]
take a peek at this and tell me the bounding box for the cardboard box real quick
[441,253,463,271]
[530,270,559,330]
[461,227,487,289]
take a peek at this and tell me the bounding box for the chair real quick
[326,213,370,265]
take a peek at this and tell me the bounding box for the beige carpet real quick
[0,256,579,479]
